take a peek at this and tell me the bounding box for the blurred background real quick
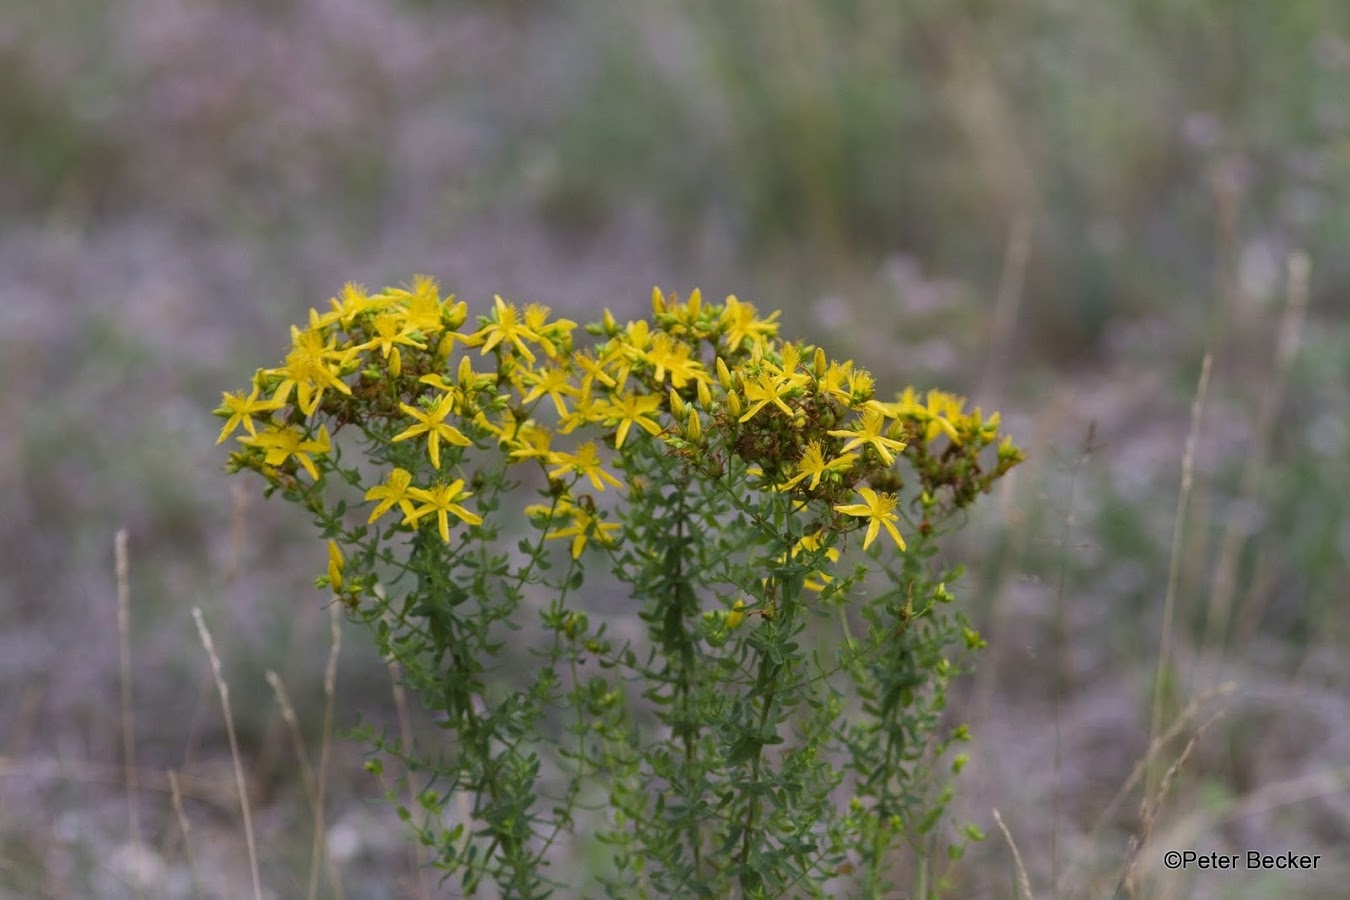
[2,1,1348,897]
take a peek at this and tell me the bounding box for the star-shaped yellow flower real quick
[519,365,579,417]
[214,383,284,444]
[602,393,664,448]
[364,467,418,524]
[719,295,780,352]
[827,409,907,466]
[739,372,797,423]
[267,325,354,417]
[405,479,483,544]
[326,281,389,328]
[549,442,623,491]
[360,311,426,376]
[834,487,906,551]
[781,441,858,491]
[525,499,619,559]
[473,295,542,363]
[241,423,332,481]
[645,333,706,389]
[391,393,472,468]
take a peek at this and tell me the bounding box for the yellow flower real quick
[573,348,618,396]
[719,295,780,352]
[739,372,797,423]
[793,531,841,592]
[326,281,389,328]
[523,303,576,360]
[527,499,619,559]
[519,365,579,417]
[827,409,907,466]
[781,441,858,491]
[405,479,483,543]
[505,421,554,462]
[834,487,906,552]
[384,274,449,334]
[391,393,473,469]
[360,311,426,376]
[817,360,855,406]
[881,387,962,443]
[846,368,875,405]
[924,389,965,443]
[644,333,706,389]
[267,325,354,417]
[549,442,623,491]
[214,382,284,444]
[767,343,809,386]
[602,392,664,448]
[241,423,332,481]
[364,467,417,524]
[558,391,606,436]
[474,295,542,363]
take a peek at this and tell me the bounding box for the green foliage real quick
[219,278,1021,896]
[531,1,1350,353]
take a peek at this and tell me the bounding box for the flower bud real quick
[651,286,667,316]
[697,378,713,411]
[716,357,732,390]
[726,599,747,630]
[726,391,743,418]
[668,388,686,420]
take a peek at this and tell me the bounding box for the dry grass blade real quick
[116,529,140,855]
[979,211,1032,406]
[1090,682,1236,842]
[1113,709,1225,898]
[1147,353,1212,791]
[168,770,206,899]
[309,603,345,900]
[1049,421,1098,891]
[265,671,318,812]
[992,809,1035,900]
[192,607,263,900]
[1213,251,1310,650]
[385,631,431,900]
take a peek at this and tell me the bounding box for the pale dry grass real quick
[192,608,263,900]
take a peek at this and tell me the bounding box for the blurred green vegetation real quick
[531,1,1350,351]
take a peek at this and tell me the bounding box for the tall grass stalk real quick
[192,607,263,900]
[1050,422,1097,894]
[168,770,206,899]
[1203,252,1309,657]
[115,528,141,874]
[1147,353,1212,795]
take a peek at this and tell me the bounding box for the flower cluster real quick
[218,277,1022,585]
[216,275,1025,897]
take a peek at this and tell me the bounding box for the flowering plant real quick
[218,277,1023,898]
